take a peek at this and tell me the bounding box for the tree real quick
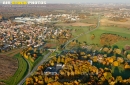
[57,57,61,63]
[37,65,43,71]
[115,49,121,54]
[44,76,49,83]
[61,57,65,63]
[55,75,59,81]
[34,76,38,82]
[48,77,54,83]
[127,54,130,60]
[113,61,119,67]
[124,64,130,69]
[93,56,98,62]
[26,77,34,85]
[103,47,109,52]
[74,80,79,85]
[108,57,114,64]
[103,72,112,80]
[116,76,123,82]
[67,71,70,77]
[59,70,65,76]
[38,80,44,85]
[117,57,124,64]
[33,53,37,58]
[49,60,54,66]
[91,34,95,40]
[70,70,75,76]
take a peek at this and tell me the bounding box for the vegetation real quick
[3,54,28,85]
[25,44,130,85]
[74,26,130,49]
[100,33,129,46]
[109,17,128,22]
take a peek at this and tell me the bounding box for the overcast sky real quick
[0,0,130,4]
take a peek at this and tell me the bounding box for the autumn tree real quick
[91,34,95,40]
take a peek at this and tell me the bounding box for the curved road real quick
[18,52,52,85]
[63,15,101,49]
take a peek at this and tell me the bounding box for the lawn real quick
[3,53,28,85]
[71,26,90,37]
[32,56,43,69]
[79,18,98,24]
[99,26,130,35]
[73,26,130,49]
[28,50,50,70]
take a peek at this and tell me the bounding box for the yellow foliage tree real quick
[116,49,121,54]
[38,80,44,85]
[116,76,123,82]
[113,61,119,66]
[24,52,28,59]
[93,56,98,62]
[117,57,124,63]
[103,47,109,52]
[108,57,114,63]
[124,64,130,69]
[127,54,130,60]
[103,72,112,80]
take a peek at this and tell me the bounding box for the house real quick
[44,67,57,75]
[44,63,63,75]
[88,60,93,65]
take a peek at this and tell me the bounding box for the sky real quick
[0,0,130,4]
[45,0,130,3]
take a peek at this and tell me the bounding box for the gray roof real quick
[44,67,57,72]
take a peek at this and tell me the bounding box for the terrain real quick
[0,3,130,85]
[0,55,17,85]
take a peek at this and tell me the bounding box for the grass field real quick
[3,54,28,85]
[74,26,130,49]
[71,26,90,36]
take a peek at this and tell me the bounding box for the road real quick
[63,15,101,49]
[17,52,52,85]
[18,15,100,85]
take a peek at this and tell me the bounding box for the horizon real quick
[0,0,130,4]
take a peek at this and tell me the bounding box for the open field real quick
[56,22,94,26]
[0,49,24,85]
[0,55,18,85]
[74,26,130,49]
[100,18,130,28]
[44,42,58,48]
[70,26,90,36]
[79,18,98,24]
[0,53,28,85]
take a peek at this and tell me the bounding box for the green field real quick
[71,26,90,36]
[3,54,28,85]
[73,26,130,49]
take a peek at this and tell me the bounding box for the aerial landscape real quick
[0,0,130,85]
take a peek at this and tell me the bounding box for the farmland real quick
[0,54,28,85]
[100,17,130,28]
